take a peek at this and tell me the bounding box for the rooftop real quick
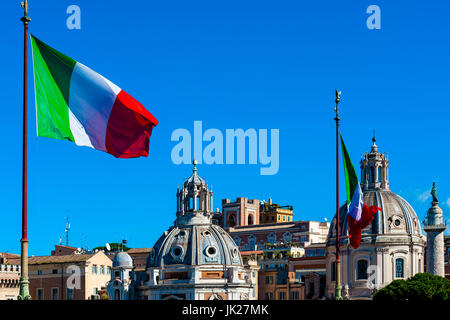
[6,253,97,265]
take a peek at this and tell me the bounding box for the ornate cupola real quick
[360,133,389,191]
[175,160,214,226]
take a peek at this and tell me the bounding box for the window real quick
[107,267,111,275]
[395,258,404,278]
[92,265,98,274]
[267,233,276,244]
[66,288,74,300]
[93,287,98,295]
[265,276,273,284]
[37,288,44,300]
[301,236,307,242]
[278,291,286,300]
[290,291,299,300]
[357,260,368,280]
[37,270,43,275]
[377,166,382,182]
[248,235,256,249]
[331,262,336,281]
[419,259,422,273]
[370,167,375,183]
[51,288,59,300]
[229,214,236,227]
[265,292,273,300]
[52,269,58,274]
[115,271,120,278]
[248,214,254,225]
[100,265,105,275]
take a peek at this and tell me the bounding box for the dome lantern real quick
[176,160,213,226]
[360,134,389,191]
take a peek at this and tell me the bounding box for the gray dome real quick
[113,251,133,268]
[147,222,242,268]
[328,190,424,242]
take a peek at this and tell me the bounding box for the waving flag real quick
[341,135,381,248]
[30,35,158,158]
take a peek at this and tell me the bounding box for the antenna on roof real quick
[65,216,71,246]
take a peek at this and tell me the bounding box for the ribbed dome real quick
[328,190,424,241]
[147,222,242,268]
[113,251,133,268]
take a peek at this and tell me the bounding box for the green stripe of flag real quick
[31,35,76,104]
[31,35,75,142]
[340,135,359,205]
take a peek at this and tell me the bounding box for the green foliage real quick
[100,293,109,300]
[373,273,450,301]
[93,243,130,252]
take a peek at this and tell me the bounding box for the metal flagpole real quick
[18,0,31,300]
[334,90,342,300]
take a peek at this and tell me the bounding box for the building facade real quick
[0,253,21,300]
[219,197,260,228]
[9,251,112,300]
[228,220,329,252]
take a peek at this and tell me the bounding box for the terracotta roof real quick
[7,254,96,265]
[127,248,153,254]
[0,252,20,259]
[54,245,78,250]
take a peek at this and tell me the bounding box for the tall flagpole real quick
[18,0,31,300]
[334,90,342,300]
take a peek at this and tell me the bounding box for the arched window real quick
[395,258,404,278]
[267,232,276,244]
[283,232,292,243]
[370,167,375,183]
[248,214,254,225]
[356,259,368,280]
[248,234,256,249]
[229,214,236,227]
[233,236,241,247]
[377,166,382,182]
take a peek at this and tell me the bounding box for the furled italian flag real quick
[341,135,381,249]
[30,35,158,158]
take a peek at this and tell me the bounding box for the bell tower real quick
[360,133,389,191]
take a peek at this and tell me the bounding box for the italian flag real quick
[341,135,381,249]
[30,35,158,158]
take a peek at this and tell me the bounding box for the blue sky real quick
[1,0,449,256]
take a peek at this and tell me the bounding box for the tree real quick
[93,243,130,252]
[373,273,450,301]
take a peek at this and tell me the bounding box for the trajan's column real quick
[423,182,447,277]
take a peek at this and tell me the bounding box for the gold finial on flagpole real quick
[21,0,31,25]
[21,1,28,16]
[334,89,341,119]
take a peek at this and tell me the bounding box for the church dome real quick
[147,223,243,268]
[113,251,133,268]
[147,161,243,268]
[328,190,423,240]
